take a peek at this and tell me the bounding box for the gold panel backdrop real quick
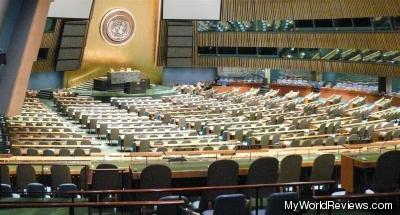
[64,0,162,88]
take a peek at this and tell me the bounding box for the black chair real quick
[310,154,335,181]
[73,148,86,156]
[26,183,45,198]
[202,160,239,207]
[96,163,118,169]
[56,183,78,198]
[16,164,36,191]
[79,166,90,190]
[137,164,172,201]
[92,164,122,201]
[202,194,246,215]
[244,157,279,198]
[368,150,400,193]
[0,184,13,197]
[0,165,11,185]
[51,165,71,190]
[250,192,299,215]
[59,148,71,156]
[10,148,21,156]
[279,155,302,183]
[27,148,39,156]
[43,149,55,156]
[157,195,190,215]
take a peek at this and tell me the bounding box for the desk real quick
[269,83,313,97]
[341,153,379,193]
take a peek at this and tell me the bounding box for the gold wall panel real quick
[197,32,400,51]
[221,0,400,20]
[194,57,400,77]
[32,19,62,72]
[64,0,162,88]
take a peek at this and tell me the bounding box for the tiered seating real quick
[6,98,100,156]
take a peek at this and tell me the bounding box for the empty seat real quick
[73,148,86,156]
[137,165,172,201]
[56,183,78,198]
[89,148,102,154]
[202,194,246,215]
[0,184,13,198]
[10,148,21,156]
[310,154,336,182]
[43,149,55,156]
[203,160,239,205]
[0,165,11,185]
[59,149,71,156]
[16,164,36,191]
[122,133,135,151]
[251,192,299,215]
[279,154,302,183]
[51,165,71,190]
[26,183,45,198]
[368,150,400,193]
[245,157,278,198]
[27,148,39,156]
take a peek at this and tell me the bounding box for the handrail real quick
[0,200,185,209]
[313,191,400,201]
[68,180,336,195]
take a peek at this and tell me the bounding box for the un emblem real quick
[100,9,135,46]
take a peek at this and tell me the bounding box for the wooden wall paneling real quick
[32,19,63,72]
[156,20,167,66]
[220,0,400,20]
[194,56,400,77]
[197,32,400,51]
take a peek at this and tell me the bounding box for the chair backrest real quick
[310,154,335,181]
[10,148,21,156]
[79,166,90,190]
[27,148,39,156]
[260,134,270,147]
[265,192,299,215]
[279,154,302,183]
[337,136,347,145]
[325,137,335,146]
[203,146,214,151]
[16,165,36,190]
[89,148,102,154]
[43,149,55,156]
[245,157,279,198]
[123,133,135,148]
[139,140,151,152]
[213,194,246,215]
[205,160,239,201]
[234,129,244,141]
[271,134,281,145]
[0,165,11,185]
[371,150,400,192]
[59,148,71,156]
[96,163,118,169]
[313,139,323,146]
[51,165,71,190]
[348,134,361,143]
[219,145,229,150]
[301,139,312,147]
[92,165,122,198]
[73,148,86,156]
[67,140,77,145]
[138,164,172,200]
